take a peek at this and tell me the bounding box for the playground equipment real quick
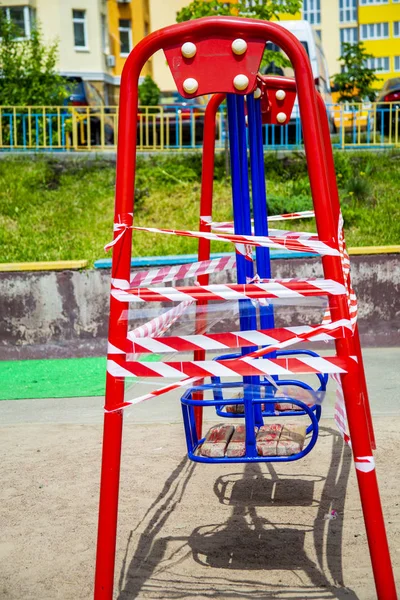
[94,17,397,600]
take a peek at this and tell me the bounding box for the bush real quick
[138,76,161,107]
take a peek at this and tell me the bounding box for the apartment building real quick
[0,0,151,103]
[300,0,400,84]
[148,0,400,91]
[107,0,152,100]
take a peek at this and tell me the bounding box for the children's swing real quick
[94,16,397,600]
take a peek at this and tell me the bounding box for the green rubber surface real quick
[0,354,163,400]
[0,357,107,400]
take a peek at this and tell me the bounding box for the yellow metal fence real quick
[0,103,398,152]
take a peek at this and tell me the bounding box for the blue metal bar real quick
[248,92,277,413]
[227,94,261,449]
[247,95,275,312]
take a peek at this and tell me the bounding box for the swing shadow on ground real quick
[117,426,360,600]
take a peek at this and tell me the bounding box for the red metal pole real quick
[193,93,226,438]
[94,49,141,599]
[315,94,376,450]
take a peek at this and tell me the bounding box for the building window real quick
[359,0,388,4]
[119,19,132,56]
[340,27,358,52]
[394,56,400,71]
[73,10,88,49]
[394,22,400,37]
[360,22,389,39]
[365,56,390,72]
[0,6,34,37]
[339,0,357,23]
[302,0,321,25]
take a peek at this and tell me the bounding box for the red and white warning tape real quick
[104,216,133,252]
[203,210,315,229]
[126,299,193,341]
[331,372,351,446]
[128,254,236,288]
[211,225,319,240]
[114,320,352,355]
[107,355,353,380]
[106,211,316,255]
[111,279,347,303]
[105,376,201,413]
[132,225,340,257]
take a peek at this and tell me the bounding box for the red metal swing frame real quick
[94,17,397,600]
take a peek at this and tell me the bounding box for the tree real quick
[332,42,379,103]
[138,75,161,106]
[176,0,302,71]
[177,0,302,24]
[0,16,67,105]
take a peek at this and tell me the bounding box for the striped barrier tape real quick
[105,376,202,413]
[111,279,347,304]
[107,355,354,380]
[209,226,319,239]
[132,225,340,257]
[331,372,351,446]
[128,254,236,288]
[104,215,133,252]
[115,320,352,355]
[123,299,193,343]
[203,210,315,229]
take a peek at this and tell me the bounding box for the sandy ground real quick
[1,415,399,600]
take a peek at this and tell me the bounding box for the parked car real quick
[63,77,115,146]
[374,78,400,136]
[137,91,209,147]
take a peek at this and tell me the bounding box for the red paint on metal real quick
[315,93,376,451]
[164,38,265,98]
[257,75,297,125]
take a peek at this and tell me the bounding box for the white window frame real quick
[72,9,88,51]
[394,56,400,71]
[360,0,388,4]
[339,0,357,24]
[302,0,321,25]
[118,19,132,57]
[394,21,400,37]
[360,22,389,40]
[340,27,358,52]
[1,6,33,38]
[365,56,390,72]
[101,13,109,53]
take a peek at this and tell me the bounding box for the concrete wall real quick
[0,254,399,359]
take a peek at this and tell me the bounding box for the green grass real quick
[0,150,399,266]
